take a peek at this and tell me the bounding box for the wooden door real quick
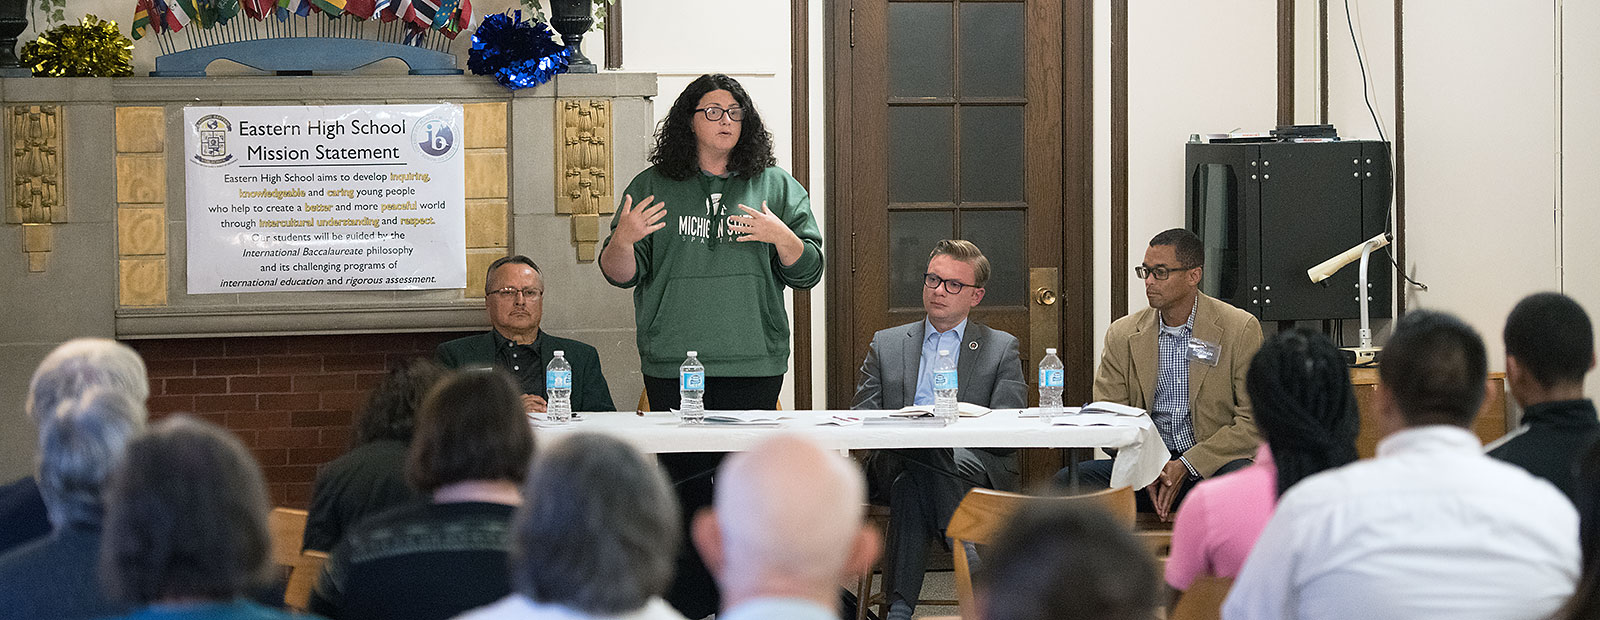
[827,0,1094,426]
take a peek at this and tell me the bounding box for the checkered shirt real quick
[1152,299,1199,458]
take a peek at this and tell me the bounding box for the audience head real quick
[406,369,535,495]
[693,435,879,606]
[1377,310,1488,429]
[651,73,776,181]
[1247,328,1361,497]
[27,338,149,426]
[100,416,272,605]
[485,255,545,340]
[1142,228,1204,313]
[1503,292,1595,401]
[512,433,680,614]
[353,358,446,445]
[36,388,147,529]
[924,239,989,329]
[977,503,1160,620]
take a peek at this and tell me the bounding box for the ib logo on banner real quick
[412,114,458,162]
[193,114,234,166]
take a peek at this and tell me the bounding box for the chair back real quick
[268,507,327,611]
[946,486,1135,619]
[1169,576,1235,620]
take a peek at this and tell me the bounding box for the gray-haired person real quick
[454,433,686,620]
[0,338,149,556]
[99,416,304,620]
[0,388,146,620]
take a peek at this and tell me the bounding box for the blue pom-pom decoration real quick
[469,10,570,90]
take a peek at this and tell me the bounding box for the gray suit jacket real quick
[852,319,1028,489]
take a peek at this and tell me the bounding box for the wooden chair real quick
[1168,576,1234,620]
[851,504,893,620]
[267,507,329,611]
[945,487,1135,620]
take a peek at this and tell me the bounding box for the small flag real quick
[132,0,154,38]
[343,0,376,19]
[308,0,345,18]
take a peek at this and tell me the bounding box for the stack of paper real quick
[698,411,785,426]
[896,402,993,417]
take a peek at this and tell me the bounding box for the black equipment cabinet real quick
[1185,140,1392,322]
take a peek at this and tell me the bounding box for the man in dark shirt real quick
[1488,292,1600,501]
[436,255,615,412]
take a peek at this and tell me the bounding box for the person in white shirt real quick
[692,435,881,620]
[1224,310,1580,620]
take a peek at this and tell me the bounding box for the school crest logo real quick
[193,114,234,166]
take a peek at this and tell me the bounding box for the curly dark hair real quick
[353,358,446,446]
[649,74,777,181]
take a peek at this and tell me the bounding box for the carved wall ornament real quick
[8,105,64,272]
[556,98,613,262]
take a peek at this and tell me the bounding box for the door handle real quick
[1034,287,1058,306]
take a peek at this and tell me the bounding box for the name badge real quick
[1188,337,1222,367]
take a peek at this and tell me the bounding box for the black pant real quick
[644,374,784,620]
[1055,456,1253,513]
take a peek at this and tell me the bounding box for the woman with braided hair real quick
[1164,327,1360,600]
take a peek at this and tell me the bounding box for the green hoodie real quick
[603,166,824,378]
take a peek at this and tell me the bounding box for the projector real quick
[1341,346,1380,367]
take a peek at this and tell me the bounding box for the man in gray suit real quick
[853,239,1027,620]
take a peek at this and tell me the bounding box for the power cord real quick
[1344,0,1428,292]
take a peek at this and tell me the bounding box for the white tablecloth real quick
[535,408,1169,490]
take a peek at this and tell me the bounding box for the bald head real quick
[698,435,876,604]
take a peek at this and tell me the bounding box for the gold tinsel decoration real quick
[21,15,135,78]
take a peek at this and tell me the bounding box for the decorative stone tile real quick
[464,150,508,199]
[120,257,168,307]
[465,249,508,298]
[118,206,167,256]
[570,213,599,243]
[463,102,507,150]
[465,199,508,249]
[115,107,166,154]
[116,155,167,204]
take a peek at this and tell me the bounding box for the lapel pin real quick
[968,341,979,351]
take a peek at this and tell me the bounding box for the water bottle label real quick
[1039,369,1064,388]
[546,370,572,390]
[681,371,705,391]
[932,369,957,391]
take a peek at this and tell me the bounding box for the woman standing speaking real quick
[599,73,823,618]
[601,73,822,411]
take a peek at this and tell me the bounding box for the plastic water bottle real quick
[545,351,572,424]
[933,349,959,422]
[679,351,706,423]
[1039,348,1065,422]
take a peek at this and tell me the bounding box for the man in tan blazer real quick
[1064,228,1263,520]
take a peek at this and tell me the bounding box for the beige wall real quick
[1400,1,1559,378]
[1561,0,1600,400]
[1115,0,1279,321]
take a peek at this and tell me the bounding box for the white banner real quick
[183,104,467,294]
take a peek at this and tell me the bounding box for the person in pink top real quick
[1165,328,1360,600]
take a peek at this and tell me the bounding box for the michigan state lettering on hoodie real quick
[604,166,824,378]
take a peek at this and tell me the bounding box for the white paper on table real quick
[818,415,863,426]
[1081,401,1146,416]
[697,410,786,425]
[897,402,994,417]
[1050,412,1150,427]
[1018,406,1083,418]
